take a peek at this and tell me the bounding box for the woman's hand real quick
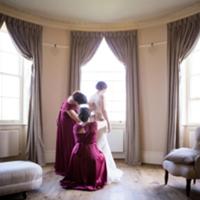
[66,110,80,123]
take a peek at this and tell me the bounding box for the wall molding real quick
[0,2,200,31]
[142,150,165,165]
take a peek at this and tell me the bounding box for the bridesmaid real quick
[60,107,107,191]
[55,91,87,176]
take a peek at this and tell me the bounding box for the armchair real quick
[163,127,200,196]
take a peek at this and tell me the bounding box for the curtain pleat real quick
[0,13,4,28]
[69,31,103,94]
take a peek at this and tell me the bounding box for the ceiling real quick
[0,0,199,23]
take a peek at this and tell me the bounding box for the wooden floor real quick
[4,161,200,200]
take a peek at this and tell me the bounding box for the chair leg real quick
[186,179,191,197]
[22,192,27,199]
[165,170,168,185]
[193,179,196,184]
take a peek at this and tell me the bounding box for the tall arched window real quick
[80,38,126,123]
[180,36,200,147]
[80,38,125,155]
[0,23,31,124]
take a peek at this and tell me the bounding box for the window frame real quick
[0,27,26,125]
[180,44,200,126]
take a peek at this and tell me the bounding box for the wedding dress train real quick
[97,121,123,183]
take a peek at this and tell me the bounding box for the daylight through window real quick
[80,38,126,123]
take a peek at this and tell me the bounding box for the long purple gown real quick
[60,121,107,191]
[55,100,78,176]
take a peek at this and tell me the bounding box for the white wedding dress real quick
[97,121,123,184]
[89,94,123,184]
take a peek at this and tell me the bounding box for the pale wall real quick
[42,27,70,162]
[138,25,168,164]
[42,25,168,164]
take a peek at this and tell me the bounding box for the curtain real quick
[167,13,200,153]
[69,31,103,94]
[0,13,4,28]
[3,15,45,165]
[105,31,141,165]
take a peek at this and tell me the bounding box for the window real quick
[180,37,200,125]
[80,38,126,123]
[0,23,31,124]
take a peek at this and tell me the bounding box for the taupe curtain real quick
[167,13,200,153]
[3,15,45,165]
[105,31,141,165]
[0,14,4,27]
[69,31,103,94]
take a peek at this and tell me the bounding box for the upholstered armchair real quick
[163,127,200,196]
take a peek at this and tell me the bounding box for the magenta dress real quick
[55,100,78,176]
[60,121,107,191]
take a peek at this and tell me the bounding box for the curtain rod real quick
[43,43,69,49]
[139,41,167,48]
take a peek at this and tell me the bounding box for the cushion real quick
[164,148,200,164]
[0,161,42,196]
[163,160,197,179]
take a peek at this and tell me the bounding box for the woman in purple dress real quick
[60,107,107,191]
[55,91,87,176]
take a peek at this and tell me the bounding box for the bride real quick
[89,81,123,184]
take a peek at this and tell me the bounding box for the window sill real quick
[0,123,27,126]
[182,124,200,128]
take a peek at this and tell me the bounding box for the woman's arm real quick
[100,95,111,133]
[66,110,80,123]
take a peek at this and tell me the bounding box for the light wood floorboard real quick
[3,161,200,200]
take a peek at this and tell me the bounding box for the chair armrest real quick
[194,155,200,177]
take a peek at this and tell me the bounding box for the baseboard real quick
[45,149,125,163]
[112,152,125,159]
[45,150,55,163]
[142,150,165,165]
[45,149,164,164]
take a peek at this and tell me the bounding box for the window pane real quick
[23,60,32,124]
[0,98,1,120]
[106,101,125,112]
[0,28,18,54]
[190,75,200,98]
[2,97,20,121]
[80,81,97,98]
[81,71,125,81]
[2,75,20,98]
[189,52,200,75]
[193,37,200,52]
[0,74,1,97]
[106,81,125,93]
[81,72,100,81]
[108,112,125,122]
[0,52,20,75]
[81,39,126,122]
[189,100,200,124]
